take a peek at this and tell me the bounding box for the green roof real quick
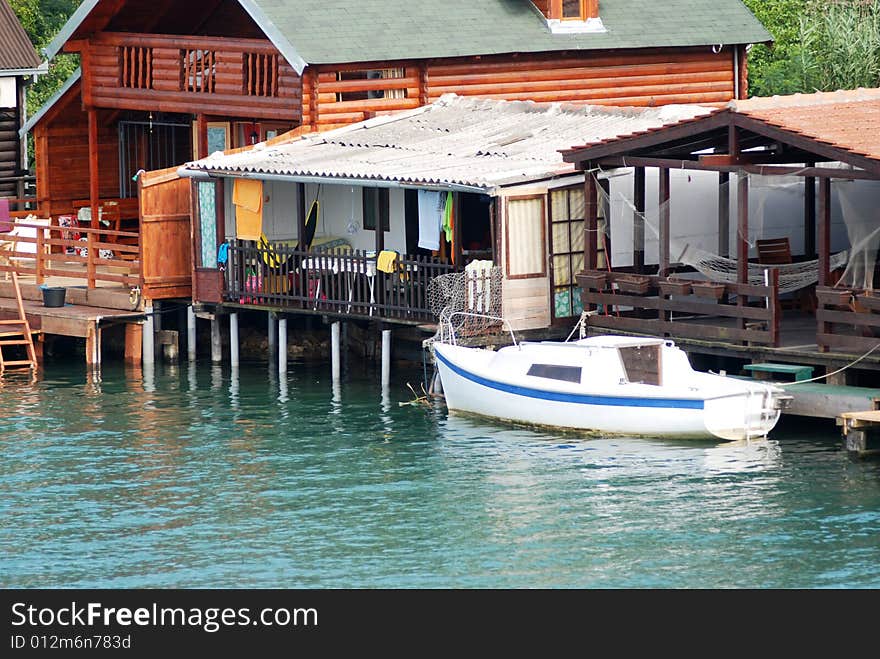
[247,0,771,66]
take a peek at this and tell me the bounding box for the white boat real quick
[433,334,788,441]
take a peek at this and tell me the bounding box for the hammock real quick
[675,243,848,294]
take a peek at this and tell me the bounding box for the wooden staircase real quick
[0,272,38,375]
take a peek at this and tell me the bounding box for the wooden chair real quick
[756,237,814,312]
[756,238,792,265]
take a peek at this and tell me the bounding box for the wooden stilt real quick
[230,312,239,368]
[125,322,142,365]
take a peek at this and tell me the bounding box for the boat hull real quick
[434,343,780,441]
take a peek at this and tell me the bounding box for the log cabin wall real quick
[33,95,120,217]
[303,47,736,131]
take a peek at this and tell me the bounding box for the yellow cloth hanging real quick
[377,250,398,274]
[233,179,263,240]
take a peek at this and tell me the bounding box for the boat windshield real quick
[526,363,582,383]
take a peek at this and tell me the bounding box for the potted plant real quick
[690,280,726,300]
[615,273,653,295]
[577,270,607,291]
[855,289,880,312]
[815,286,852,308]
[658,278,691,296]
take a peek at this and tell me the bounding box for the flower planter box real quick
[815,286,852,308]
[615,274,653,295]
[658,278,691,296]
[578,270,607,291]
[854,293,880,312]
[690,281,726,300]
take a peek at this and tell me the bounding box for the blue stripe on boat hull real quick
[434,347,705,410]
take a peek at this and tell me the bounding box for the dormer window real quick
[562,0,587,20]
[541,0,605,34]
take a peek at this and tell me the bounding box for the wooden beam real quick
[197,113,208,159]
[658,167,670,277]
[597,157,880,181]
[736,173,748,285]
[804,164,816,258]
[818,177,831,286]
[633,166,645,272]
[718,171,730,257]
[125,322,142,365]
[87,108,99,230]
[583,171,598,272]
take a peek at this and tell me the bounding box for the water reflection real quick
[2,362,879,589]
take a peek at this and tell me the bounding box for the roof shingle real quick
[0,0,41,72]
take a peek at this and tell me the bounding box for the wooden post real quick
[87,108,99,231]
[818,177,831,286]
[658,167,670,277]
[804,163,816,258]
[769,268,780,347]
[85,323,101,368]
[197,113,208,159]
[583,170,598,271]
[737,172,749,335]
[718,172,730,257]
[87,230,96,288]
[125,322,142,365]
[633,166,645,273]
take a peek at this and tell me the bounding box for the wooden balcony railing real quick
[0,221,140,289]
[576,269,781,347]
[816,286,880,353]
[85,32,300,120]
[224,240,454,321]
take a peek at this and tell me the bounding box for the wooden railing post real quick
[35,226,45,285]
[87,230,96,288]
[768,268,780,347]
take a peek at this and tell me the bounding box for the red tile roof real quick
[731,88,880,164]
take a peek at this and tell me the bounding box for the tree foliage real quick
[744,0,880,96]
[9,0,82,117]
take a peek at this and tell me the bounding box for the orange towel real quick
[233,179,263,240]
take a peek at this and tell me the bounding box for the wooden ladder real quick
[0,271,38,375]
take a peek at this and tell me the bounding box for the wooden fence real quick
[576,269,780,347]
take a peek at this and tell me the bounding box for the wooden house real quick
[5,0,770,364]
[0,0,44,200]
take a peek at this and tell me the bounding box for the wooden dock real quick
[837,410,880,457]
[0,279,145,366]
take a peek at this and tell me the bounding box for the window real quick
[505,195,546,279]
[363,187,390,232]
[550,186,586,319]
[335,68,407,102]
[527,363,582,383]
[619,344,661,386]
[198,181,218,268]
[562,0,585,19]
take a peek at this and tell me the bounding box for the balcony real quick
[83,32,301,120]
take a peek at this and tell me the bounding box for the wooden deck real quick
[0,277,145,366]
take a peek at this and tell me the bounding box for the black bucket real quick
[42,286,66,308]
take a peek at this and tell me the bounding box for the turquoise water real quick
[2,360,880,589]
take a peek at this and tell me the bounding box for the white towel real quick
[417,190,442,251]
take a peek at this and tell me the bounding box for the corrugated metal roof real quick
[0,0,41,72]
[732,88,880,164]
[183,94,713,191]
